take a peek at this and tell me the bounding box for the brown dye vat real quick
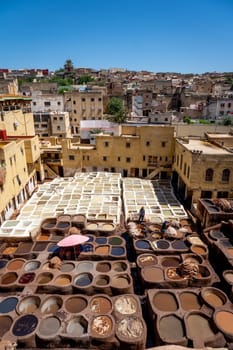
[36,272,54,284]
[112,261,128,272]
[15,242,33,254]
[54,274,71,286]
[38,316,61,337]
[214,310,233,338]
[114,295,138,315]
[186,313,215,342]
[37,234,50,241]
[7,258,25,271]
[90,296,112,314]
[201,287,227,308]
[2,246,17,255]
[191,245,207,256]
[159,315,185,342]
[33,242,48,252]
[112,275,130,289]
[137,254,158,268]
[179,292,201,310]
[40,296,63,314]
[90,315,113,338]
[96,262,111,273]
[18,296,41,314]
[161,257,180,267]
[1,272,18,285]
[0,315,13,337]
[94,275,110,286]
[95,245,109,255]
[65,296,87,313]
[142,267,164,282]
[227,248,233,257]
[153,292,178,311]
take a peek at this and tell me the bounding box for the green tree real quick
[183,116,192,124]
[223,116,233,125]
[77,75,94,84]
[106,97,126,123]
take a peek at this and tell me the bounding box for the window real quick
[228,103,231,108]
[59,117,63,121]
[57,126,61,130]
[41,124,47,127]
[20,147,24,155]
[118,157,121,161]
[187,166,190,178]
[104,142,109,147]
[91,98,95,101]
[143,155,146,161]
[161,141,166,147]
[103,156,107,161]
[222,168,230,182]
[33,102,36,106]
[54,117,57,120]
[184,163,187,176]
[44,102,51,106]
[220,103,225,108]
[126,157,131,163]
[126,142,130,148]
[74,110,77,114]
[73,101,76,105]
[82,98,86,102]
[57,102,61,105]
[146,141,150,146]
[98,98,102,101]
[69,155,75,160]
[205,168,213,181]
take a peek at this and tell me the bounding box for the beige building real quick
[172,133,233,209]
[60,125,175,178]
[64,86,107,135]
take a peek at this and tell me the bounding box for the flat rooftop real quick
[181,139,232,155]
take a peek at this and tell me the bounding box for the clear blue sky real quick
[1,0,233,73]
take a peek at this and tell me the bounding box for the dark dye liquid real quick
[95,237,107,244]
[19,273,35,284]
[12,314,38,336]
[0,260,8,269]
[0,297,18,313]
[156,240,170,249]
[111,247,125,256]
[108,237,123,245]
[33,242,48,251]
[171,240,188,250]
[47,244,60,253]
[135,240,150,249]
[81,244,93,252]
[75,273,93,287]
[56,222,70,229]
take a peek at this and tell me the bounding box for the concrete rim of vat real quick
[201,287,228,308]
[17,296,41,315]
[40,296,63,314]
[223,270,233,285]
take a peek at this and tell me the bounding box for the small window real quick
[126,142,130,148]
[146,141,150,146]
[44,102,51,106]
[126,157,131,163]
[143,155,146,161]
[73,101,76,105]
[91,98,95,102]
[69,155,75,160]
[205,168,214,181]
[82,98,86,102]
[104,142,109,147]
[57,126,61,130]
[98,98,102,101]
[161,141,166,147]
[59,117,63,121]
[118,157,121,161]
[54,117,57,120]
[57,102,61,105]
[33,102,36,106]
[74,110,77,114]
[222,168,230,182]
[103,156,107,161]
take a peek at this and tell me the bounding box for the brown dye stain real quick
[96,262,111,273]
[159,315,184,341]
[7,259,24,270]
[215,311,233,334]
[192,246,206,255]
[15,242,33,253]
[90,297,112,313]
[95,246,109,255]
[65,297,87,313]
[0,316,12,337]
[153,292,178,311]
[179,292,201,310]
[37,274,53,284]
[187,314,214,340]
[37,234,50,241]
[22,303,38,314]
[3,247,17,254]
[204,291,224,307]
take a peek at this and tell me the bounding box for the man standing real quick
[138,206,145,223]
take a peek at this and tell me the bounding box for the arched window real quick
[205,168,213,181]
[222,169,230,182]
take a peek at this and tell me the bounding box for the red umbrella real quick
[57,234,89,247]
